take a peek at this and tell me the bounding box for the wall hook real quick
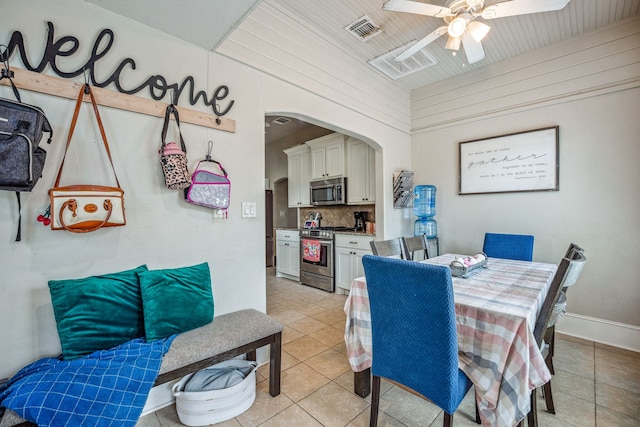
[205,140,213,161]
[83,68,90,93]
[1,44,9,68]
[215,102,222,125]
[0,44,14,78]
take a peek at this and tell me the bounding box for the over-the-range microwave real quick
[310,177,346,206]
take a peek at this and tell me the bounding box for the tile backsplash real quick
[300,205,375,229]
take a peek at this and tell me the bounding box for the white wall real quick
[217,0,411,134]
[0,0,411,379]
[410,17,640,347]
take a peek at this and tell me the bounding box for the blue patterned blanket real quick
[0,336,175,427]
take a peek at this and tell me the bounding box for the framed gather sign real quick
[459,126,559,195]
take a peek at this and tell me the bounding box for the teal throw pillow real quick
[48,265,148,360]
[139,262,214,342]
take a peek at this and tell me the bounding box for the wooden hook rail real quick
[0,67,236,133]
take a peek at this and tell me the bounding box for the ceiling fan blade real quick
[481,0,571,19]
[394,26,448,62]
[383,0,453,18]
[461,32,485,64]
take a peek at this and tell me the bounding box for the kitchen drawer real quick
[276,229,299,242]
[335,234,373,251]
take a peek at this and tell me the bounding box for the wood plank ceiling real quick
[87,0,640,91]
[272,0,640,90]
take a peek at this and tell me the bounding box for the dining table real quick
[343,253,557,427]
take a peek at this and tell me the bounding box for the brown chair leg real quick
[542,351,556,414]
[543,381,555,414]
[370,375,381,427]
[527,387,538,427]
[443,412,453,427]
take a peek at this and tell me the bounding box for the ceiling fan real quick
[383,0,571,64]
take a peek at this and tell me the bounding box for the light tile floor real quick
[138,267,640,427]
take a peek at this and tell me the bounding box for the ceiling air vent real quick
[368,41,438,80]
[345,15,383,42]
[272,117,291,125]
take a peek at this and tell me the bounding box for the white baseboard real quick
[556,312,640,353]
[141,381,176,416]
[275,271,299,282]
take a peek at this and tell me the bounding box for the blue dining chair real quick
[362,255,473,427]
[482,232,534,261]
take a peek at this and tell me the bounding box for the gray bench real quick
[1,308,283,427]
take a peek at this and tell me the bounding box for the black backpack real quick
[1,57,53,241]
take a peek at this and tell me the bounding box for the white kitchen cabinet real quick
[283,145,311,208]
[306,133,346,180]
[346,138,376,204]
[276,229,300,280]
[335,234,374,294]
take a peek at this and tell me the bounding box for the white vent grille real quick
[272,117,291,125]
[345,15,383,42]
[368,41,438,80]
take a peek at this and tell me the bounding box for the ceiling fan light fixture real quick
[445,36,461,50]
[468,21,490,42]
[447,16,467,38]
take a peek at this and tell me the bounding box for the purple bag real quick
[185,158,230,210]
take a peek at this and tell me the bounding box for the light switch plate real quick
[242,202,257,218]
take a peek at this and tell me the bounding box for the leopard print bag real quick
[159,104,191,190]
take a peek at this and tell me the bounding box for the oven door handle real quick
[301,239,333,245]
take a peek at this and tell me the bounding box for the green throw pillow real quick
[48,265,148,360]
[139,262,214,342]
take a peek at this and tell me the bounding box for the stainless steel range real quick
[300,226,352,292]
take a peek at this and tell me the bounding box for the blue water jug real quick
[413,185,436,218]
[414,218,437,238]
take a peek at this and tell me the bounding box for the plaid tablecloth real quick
[344,254,557,427]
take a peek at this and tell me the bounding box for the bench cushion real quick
[159,309,283,375]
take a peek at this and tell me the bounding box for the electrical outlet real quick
[213,209,225,219]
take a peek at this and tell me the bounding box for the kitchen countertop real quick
[335,230,376,237]
[275,227,375,237]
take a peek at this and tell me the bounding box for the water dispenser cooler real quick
[414,185,437,238]
[413,185,439,256]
